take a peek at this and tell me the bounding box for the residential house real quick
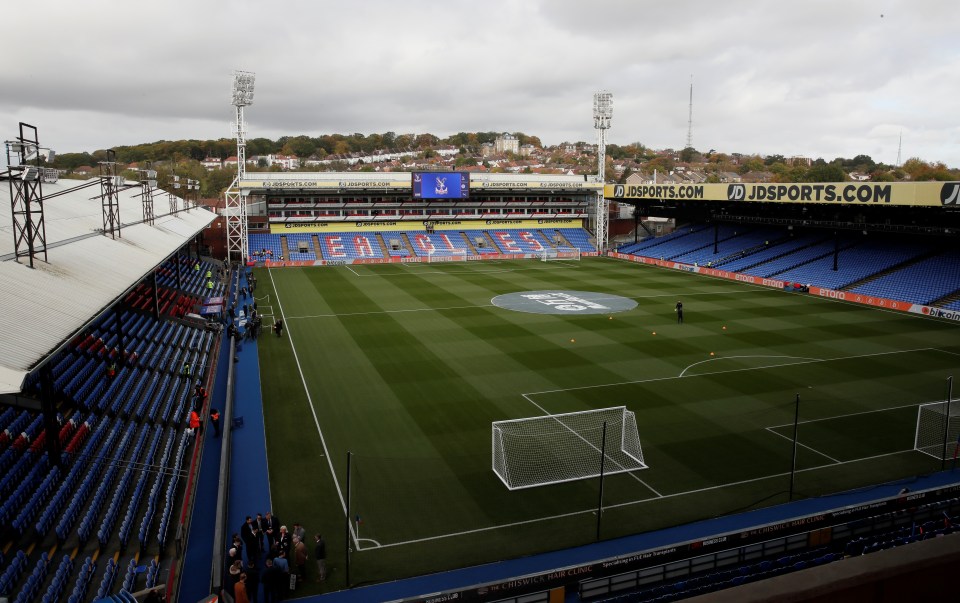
[201,157,223,170]
[741,170,775,183]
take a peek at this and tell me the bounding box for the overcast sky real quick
[2,0,958,167]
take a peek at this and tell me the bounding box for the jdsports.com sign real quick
[727,183,892,203]
[606,182,959,207]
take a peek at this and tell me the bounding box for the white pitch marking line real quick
[766,401,926,430]
[359,448,919,551]
[344,262,574,277]
[267,267,358,548]
[629,289,777,300]
[763,427,840,464]
[523,347,942,398]
[679,355,822,378]
[285,304,495,320]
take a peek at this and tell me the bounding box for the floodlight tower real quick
[225,70,255,264]
[5,123,49,268]
[593,91,612,254]
[138,163,157,226]
[100,149,122,239]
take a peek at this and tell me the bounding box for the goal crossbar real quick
[492,406,647,490]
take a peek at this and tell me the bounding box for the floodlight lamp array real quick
[232,71,256,107]
[5,140,51,163]
[593,91,613,129]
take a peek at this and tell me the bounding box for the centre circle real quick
[491,290,637,315]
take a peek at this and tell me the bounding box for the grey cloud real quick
[0,0,956,166]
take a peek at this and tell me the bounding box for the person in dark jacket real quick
[314,533,326,581]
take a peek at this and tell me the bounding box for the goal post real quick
[541,247,580,262]
[492,406,647,490]
[914,400,960,460]
[426,248,468,263]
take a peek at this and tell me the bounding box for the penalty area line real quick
[763,427,840,464]
[678,354,822,378]
[523,347,941,398]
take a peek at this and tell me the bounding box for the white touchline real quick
[267,267,358,547]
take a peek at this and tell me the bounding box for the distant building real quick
[789,156,813,167]
[494,133,519,155]
[272,154,300,170]
[519,144,537,157]
[741,170,775,183]
[201,157,223,170]
[480,142,495,158]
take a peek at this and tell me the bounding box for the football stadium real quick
[2,120,960,603]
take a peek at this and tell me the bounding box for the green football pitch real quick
[253,256,960,590]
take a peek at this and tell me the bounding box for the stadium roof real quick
[0,175,216,394]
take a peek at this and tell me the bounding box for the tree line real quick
[47,132,959,196]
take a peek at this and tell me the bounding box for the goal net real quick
[541,247,581,262]
[426,249,468,263]
[492,406,647,490]
[914,401,960,460]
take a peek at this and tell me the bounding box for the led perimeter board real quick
[413,172,470,199]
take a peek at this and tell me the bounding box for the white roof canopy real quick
[0,176,216,394]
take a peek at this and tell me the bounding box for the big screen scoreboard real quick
[413,172,470,199]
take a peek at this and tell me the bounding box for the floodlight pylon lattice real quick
[593,91,612,254]
[226,70,255,264]
[139,164,156,226]
[100,149,121,239]
[5,123,48,268]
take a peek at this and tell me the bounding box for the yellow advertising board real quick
[605,181,959,208]
[269,218,583,234]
